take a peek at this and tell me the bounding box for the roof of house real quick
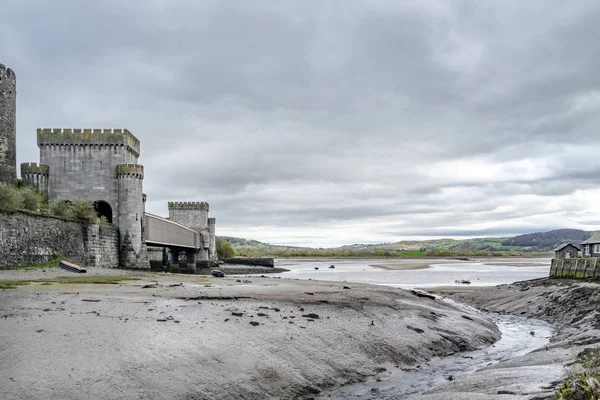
[581,233,600,245]
[554,243,582,251]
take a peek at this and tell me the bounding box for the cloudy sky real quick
[2,0,600,247]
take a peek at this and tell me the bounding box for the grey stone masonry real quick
[22,127,149,269]
[168,201,216,262]
[85,224,120,267]
[37,128,141,222]
[208,217,217,261]
[0,63,17,184]
[0,211,119,268]
[20,162,49,195]
[168,201,209,231]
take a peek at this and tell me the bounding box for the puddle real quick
[322,313,553,399]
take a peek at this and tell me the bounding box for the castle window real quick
[126,189,128,195]
[100,161,102,170]
[136,213,138,221]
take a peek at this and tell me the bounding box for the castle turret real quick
[20,162,49,196]
[0,63,17,184]
[117,163,148,268]
[208,217,217,261]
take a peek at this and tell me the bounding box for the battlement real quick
[116,163,144,179]
[37,128,140,156]
[208,218,216,225]
[0,63,16,80]
[20,162,49,175]
[168,201,209,211]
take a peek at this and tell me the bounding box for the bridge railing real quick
[144,212,200,248]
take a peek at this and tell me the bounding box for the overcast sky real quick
[2,0,600,247]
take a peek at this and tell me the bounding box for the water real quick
[270,258,550,289]
[324,312,553,399]
[268,258,553,398]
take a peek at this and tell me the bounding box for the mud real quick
[0,272,500,400]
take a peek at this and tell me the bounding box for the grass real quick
[555,347,600,399]
[0,276,140,290]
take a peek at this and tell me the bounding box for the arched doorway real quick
[94,200,113,223]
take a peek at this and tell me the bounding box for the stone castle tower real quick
[0,63,17,184]
[168,201,217,265]
[22,128,149,269]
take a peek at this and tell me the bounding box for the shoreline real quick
[278,256,551,271]
[0,268,499,400]
[0,267,593,398]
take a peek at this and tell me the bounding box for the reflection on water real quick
[267,258,550,289]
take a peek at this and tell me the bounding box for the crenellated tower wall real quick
[208,217,217,261]
[168,201,209,231]
[0,63,17,184]
[37,128,140,222]
[168,201,215,262]
[117,163,148,268]
[20,162,49,196]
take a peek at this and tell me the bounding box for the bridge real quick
[144,212,207,273]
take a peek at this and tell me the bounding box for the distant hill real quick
[500,229,591,250]
[218,229,596,257]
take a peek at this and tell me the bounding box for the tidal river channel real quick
[264,258,553,398]
[270,258,550,288]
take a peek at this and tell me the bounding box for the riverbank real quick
[421,278,600,398]
[0,269,499,400]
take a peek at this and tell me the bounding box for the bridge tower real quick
[0,63,17,184]
[117,164,148,268]
[168,201,217,267]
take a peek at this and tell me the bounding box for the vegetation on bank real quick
[0,182,109,228]
[216,238,236,259]
[229,245,549,258]
[556,347,600,399]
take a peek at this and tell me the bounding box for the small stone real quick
[231,312,244,317]
[249,321,260,326]
[157,319,167,322]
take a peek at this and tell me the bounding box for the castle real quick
[0,63,217,270]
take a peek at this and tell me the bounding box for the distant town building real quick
[580,233,600,258]
[554,243,581,259]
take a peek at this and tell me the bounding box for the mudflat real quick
[0,269,499,400]
[420,278,600,399]
[370,257,550,271]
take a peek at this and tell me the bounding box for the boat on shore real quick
[455,279,471,284]
[329,265,335,269]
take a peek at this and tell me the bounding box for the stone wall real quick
[222,257,275,267]
[550,258,600,279]
[0,211,119,268]
[85,224,119,268]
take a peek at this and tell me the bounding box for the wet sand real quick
[369,257,550,271]
[419,278,600,399]
[0,270,499,400]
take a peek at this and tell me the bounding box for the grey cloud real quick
[3,0,600,246]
